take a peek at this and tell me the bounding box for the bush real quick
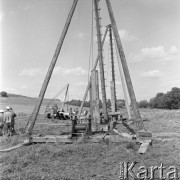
[0,91,8,97]
[116,99,125,108]
[138,100,149,108]
[149,87,180,109]
[66,99,90,107]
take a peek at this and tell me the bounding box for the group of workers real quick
[0,106,16,136]
[49,107,66,120]
[48,106,89,121]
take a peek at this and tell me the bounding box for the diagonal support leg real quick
[25,0,79,134]
[105,0,144,131]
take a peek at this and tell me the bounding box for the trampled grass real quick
[0,108,180,179]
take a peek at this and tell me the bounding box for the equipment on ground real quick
[45,84,70,120]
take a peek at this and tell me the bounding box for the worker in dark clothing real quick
[51,106,58,121]
[10,107,16,134]
[0,110,4,135]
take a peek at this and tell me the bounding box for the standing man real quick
[3,106,13,136]
[51,106,57,121]
[0,110,4,134]
[10,107,17,134]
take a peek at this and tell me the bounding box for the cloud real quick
[54,66,88,76]
[53,66,63,75]
[170,46,178,54]
[64,67,87,76]
[19,66,88,77]
[19,68,43,76]
[130,46,180,62]
[100,27,137,43]
[141,70,163,78]
[118,29,138,41]
[20,85,28,89]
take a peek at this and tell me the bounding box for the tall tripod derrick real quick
[25,0,147,136]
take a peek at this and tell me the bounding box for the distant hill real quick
[7,93,34,99]
[6,93,61,102]
[0,92,61,106]
[0,93,62,113]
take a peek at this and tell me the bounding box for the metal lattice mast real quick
[94,0,108,121]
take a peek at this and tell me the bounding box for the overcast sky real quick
[0,0,180,101]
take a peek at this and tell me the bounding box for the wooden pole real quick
[94,0,108,121]
[25,0,78,134]
[110,81,116,112]
[115,41,132,120]
[110,81,117,131]
[78,25,109,117]
[91,70,100,131]
[109,25,117,112]
[106,0,144,130]
[62,84,69,110]
[89,82,93,119]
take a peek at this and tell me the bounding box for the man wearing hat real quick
[3,106,13,136]
[0,109,4,134]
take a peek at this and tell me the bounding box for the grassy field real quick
[0,105,180,179]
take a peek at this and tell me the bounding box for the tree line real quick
[66,99,126,109]
[139,87,180,109]
[65,99,111,108]
[2,87,180,110]
[67,87,180,110]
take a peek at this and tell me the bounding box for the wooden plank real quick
[31,134,123,143]
[113,129,123,137]
[31,134,148,144]
[32,135,73,143]
[108,112,121,116]
[35,123,71,126]
[138,141,150,154]
[17,121,71,126]
[122,133,133,139]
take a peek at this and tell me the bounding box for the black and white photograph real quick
[0,0,180,179]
